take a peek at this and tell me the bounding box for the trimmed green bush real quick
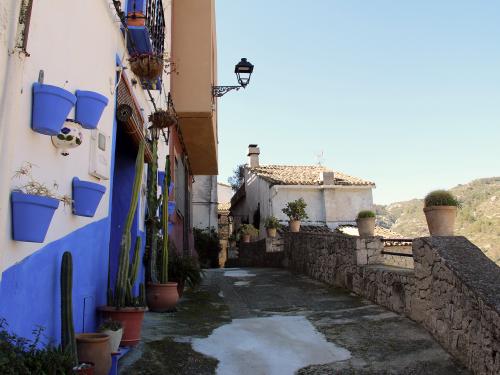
[424,190,461,207]
[282,198,309,221]
[264,216,281,229]
[239,224,259,236]
[357,210,376,219]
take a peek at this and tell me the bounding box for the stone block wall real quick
[381,245,414,269]
[237,239,285,268]
[285,232,500,375]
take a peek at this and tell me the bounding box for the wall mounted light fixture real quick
[212,58,254,98]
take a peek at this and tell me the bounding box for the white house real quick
[231,145,375,237]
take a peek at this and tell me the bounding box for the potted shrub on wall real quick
[356,210,376,237]
[282,198,308,233]
[11,163,71,242]
[32,82,77,135]
[99,142,147,347]
[264,216,280,238]
[423,190,460,236]
[239,224,258,243]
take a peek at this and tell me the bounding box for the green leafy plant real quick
[98,319,122,332]
[282,198,309,221]
[239,224,259,236]
[424,190,461,208]
[193,227,221,268]
[357,210,376,219]
[168,250,204,289]
[264,216,281,229]
[0,319,74,374]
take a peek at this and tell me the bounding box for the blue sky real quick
[215,0,500,204]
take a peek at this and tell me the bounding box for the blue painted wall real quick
[0,218,110,343]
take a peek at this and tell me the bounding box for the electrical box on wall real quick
[89,129,110,180]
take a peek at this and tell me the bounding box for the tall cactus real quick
[112,141,145,308]
[61,251,78,367]
[159,155,171,284]
[145,136,160,284]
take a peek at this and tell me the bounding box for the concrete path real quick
[120,268,470,375]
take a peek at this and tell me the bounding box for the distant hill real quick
[376,177,500,265]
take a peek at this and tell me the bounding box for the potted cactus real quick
[282,198,308,232]
[60,252,97,374]
[99,142,147,347]
[146,155,179,312]
[423,190,460,236]
[239,224,258,243]
[264,216,280,238]
[356,210,376,237]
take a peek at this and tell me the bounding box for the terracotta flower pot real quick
[146,282,179,312]
[289,220,301,233]
[242,234,251,243]
[177,280,185,298]
[356,217,375,237]
[101,328,123,353]
[266,228,277,238]
[98,306,147,347]
[423,206,457,236]
[76,333,111,375]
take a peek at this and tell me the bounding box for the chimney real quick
[320,171,335,185]
[248,144,260,168]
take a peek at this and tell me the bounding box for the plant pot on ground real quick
[282,198,309,233]
[423,190,460,236]
[264,216,281,238]
[99,142,147,347]
[239,224,258,243]
[356,210,376,237]
[98,320,123,353]
[146,155,179,312]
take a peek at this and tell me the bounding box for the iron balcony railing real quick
[145,0,165,56]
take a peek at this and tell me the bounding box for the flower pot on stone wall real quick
[75,90,109,129]
[76,333,111,375]
[146,282,179,312]
[11,191,59,242]
[72,178,106,217]
[242,234,251,243]
[289,220,301,233]
[266,228,277,238]
[32,83,77,135]
[423,206,457,236]
[356,217,375,237]
[98,307,147,347]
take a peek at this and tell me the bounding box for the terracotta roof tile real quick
[250,165,374,186]
[218,202,231,212]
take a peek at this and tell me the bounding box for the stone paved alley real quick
[120,268,469,375]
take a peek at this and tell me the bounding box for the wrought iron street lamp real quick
[212,58,254,98]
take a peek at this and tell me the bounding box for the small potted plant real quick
[11,162,71,242]
[356,210,376,237]
[282,198,308,232]
[239,224,258,243]
[423,190,460,236]
[264,216,281,238]
[98,320,123,354]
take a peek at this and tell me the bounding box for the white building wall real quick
[192,175,218,230]
[217,183,233,203]
[0,0,172,275]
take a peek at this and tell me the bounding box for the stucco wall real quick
[192,175,218,230]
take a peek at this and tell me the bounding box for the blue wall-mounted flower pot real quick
[72,177,106,217]
[32,83,77,135]
[11,191,59,242]
[75,90,109,129]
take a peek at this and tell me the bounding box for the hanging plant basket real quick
[129,54,164,81]
[32,83,76,135]
[72,177,106,217]
[75,90,109,129]
[11,191,59,242]
[148,109,177,129]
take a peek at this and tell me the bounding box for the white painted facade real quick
[232,168,374,239]
[217,183,233,204]
[192,175,218,230]
[0,1,171,276]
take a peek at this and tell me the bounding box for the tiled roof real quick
[218,202,231,212]
[250,165,374,186]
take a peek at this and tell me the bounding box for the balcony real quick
[171,0,218,175]
[126,0,165,56]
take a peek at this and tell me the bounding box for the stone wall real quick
[237,239,285,268]
[381,245,414,269]
[284,232,500,375]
